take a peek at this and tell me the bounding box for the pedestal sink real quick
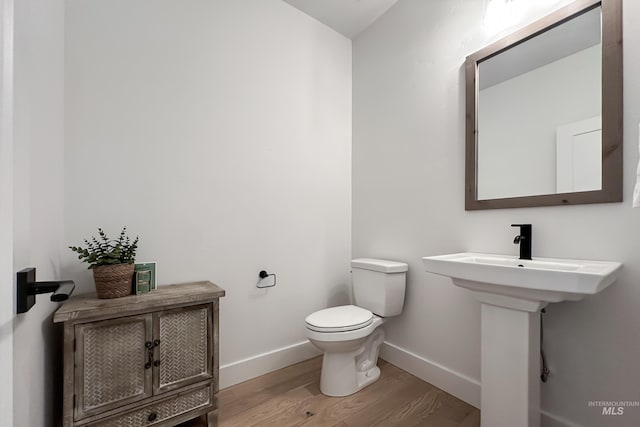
[422,253,621,427]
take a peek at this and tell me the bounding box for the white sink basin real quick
[422,252,621,303]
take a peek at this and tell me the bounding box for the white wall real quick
[478,45,601,200]
[64,0,351,387]
[353,0,640,426]
[12,0,66,426]
[0,0,14,424]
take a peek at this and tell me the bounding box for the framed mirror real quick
[465,0,622,210]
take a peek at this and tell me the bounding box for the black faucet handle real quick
[511,224,532,260]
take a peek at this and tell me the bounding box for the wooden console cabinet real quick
[54,281,225,427]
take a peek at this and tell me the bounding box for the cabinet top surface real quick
[53,281,225,323]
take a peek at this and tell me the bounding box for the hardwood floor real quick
[183,356,480,427]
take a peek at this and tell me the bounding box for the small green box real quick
[135,270,152,294]
[135,262,157,291]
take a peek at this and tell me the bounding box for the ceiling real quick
[480,6,601,90]
[283,0,399,39]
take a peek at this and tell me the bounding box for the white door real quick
[556,116,602,193]
[0,0,14,424]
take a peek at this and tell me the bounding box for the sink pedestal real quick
[477,292,546,427]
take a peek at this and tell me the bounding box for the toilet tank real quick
[351,258,408,317]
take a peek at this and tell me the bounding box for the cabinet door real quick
[153,304,213,394]
[74,314,153,420]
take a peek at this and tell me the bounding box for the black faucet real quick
[511,224,532,260]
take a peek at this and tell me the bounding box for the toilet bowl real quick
[306,305,386,396]
[305,259,408,397]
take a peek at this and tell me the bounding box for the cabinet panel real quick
[92,386,212,427]
[154,304,213,394]
[75,315,153,420]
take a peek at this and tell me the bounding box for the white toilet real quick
[305,258,408,397]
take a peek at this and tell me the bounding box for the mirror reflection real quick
[477,7,602,200]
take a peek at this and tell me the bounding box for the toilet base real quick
[318,326,385,397]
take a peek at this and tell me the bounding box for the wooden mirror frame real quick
[465,0,622,210]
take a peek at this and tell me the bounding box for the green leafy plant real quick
[69,227,139,268]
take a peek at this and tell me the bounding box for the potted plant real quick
[69,227,139,299]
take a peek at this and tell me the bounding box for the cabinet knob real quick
[145,362,151,370]
[153,360,161,367]
[153,339,161,347]
[148,412,157,422]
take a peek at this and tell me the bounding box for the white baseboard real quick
[379,342,580,427]
[541,410,582,427]
[379,341,481,408]
[219,340,321,389]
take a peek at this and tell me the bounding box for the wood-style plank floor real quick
[182,356,480,427]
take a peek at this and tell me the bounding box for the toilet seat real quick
[305,305,373,332]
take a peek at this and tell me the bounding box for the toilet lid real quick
[305,305,373,332]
